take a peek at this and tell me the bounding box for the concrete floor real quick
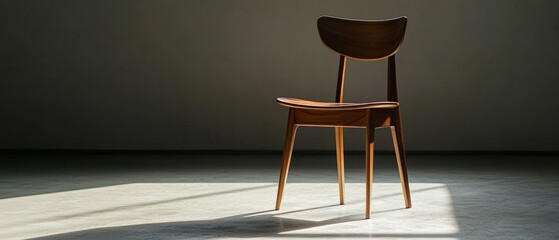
[0,153,558,239]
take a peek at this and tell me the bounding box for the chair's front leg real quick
[335,127,345,205]
[276,108,298,210]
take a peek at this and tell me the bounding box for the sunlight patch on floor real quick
[0,183,458,239]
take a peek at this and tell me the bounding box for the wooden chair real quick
[274,16,411,219]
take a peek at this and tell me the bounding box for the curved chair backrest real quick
[317,16,407,60]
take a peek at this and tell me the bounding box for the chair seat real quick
[277,97,399,110]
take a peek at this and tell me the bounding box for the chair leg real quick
[391,117,412,208]
[365,126,375,219]
[335,127,345,205]
[276,109,298,210]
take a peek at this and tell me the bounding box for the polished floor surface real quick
[0,153,558,239]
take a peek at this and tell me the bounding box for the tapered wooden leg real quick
[365,124,375,219]
[391,111,411,208]
[276,109,298,210]
[335,127,345,205]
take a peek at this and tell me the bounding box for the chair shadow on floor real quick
[19,183,453,239]
[28,208,368,240]
[28,201,463,240]
[29,206,458,239]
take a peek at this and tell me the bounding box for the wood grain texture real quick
[277,97,398,110]
[275,109,298,210]
[391,109,412,208]
[275,16,411,219]
[335,55,347,102]
[334,55,347,205]
[293,108,367,128]
[317,16,407,60]
[335,126,345,205]
[365,109,376,219]
[388,55,399,102]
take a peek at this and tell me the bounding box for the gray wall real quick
[1,0,558,151]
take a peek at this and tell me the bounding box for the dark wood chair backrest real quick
[317,16,407,60]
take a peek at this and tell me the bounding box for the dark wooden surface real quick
[277,97,398,110]
[317,16,407,60]
[276,16,411,219]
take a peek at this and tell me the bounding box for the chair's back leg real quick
[335,127,345,205]
[276,108,298,210]
[391,109,412,208]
